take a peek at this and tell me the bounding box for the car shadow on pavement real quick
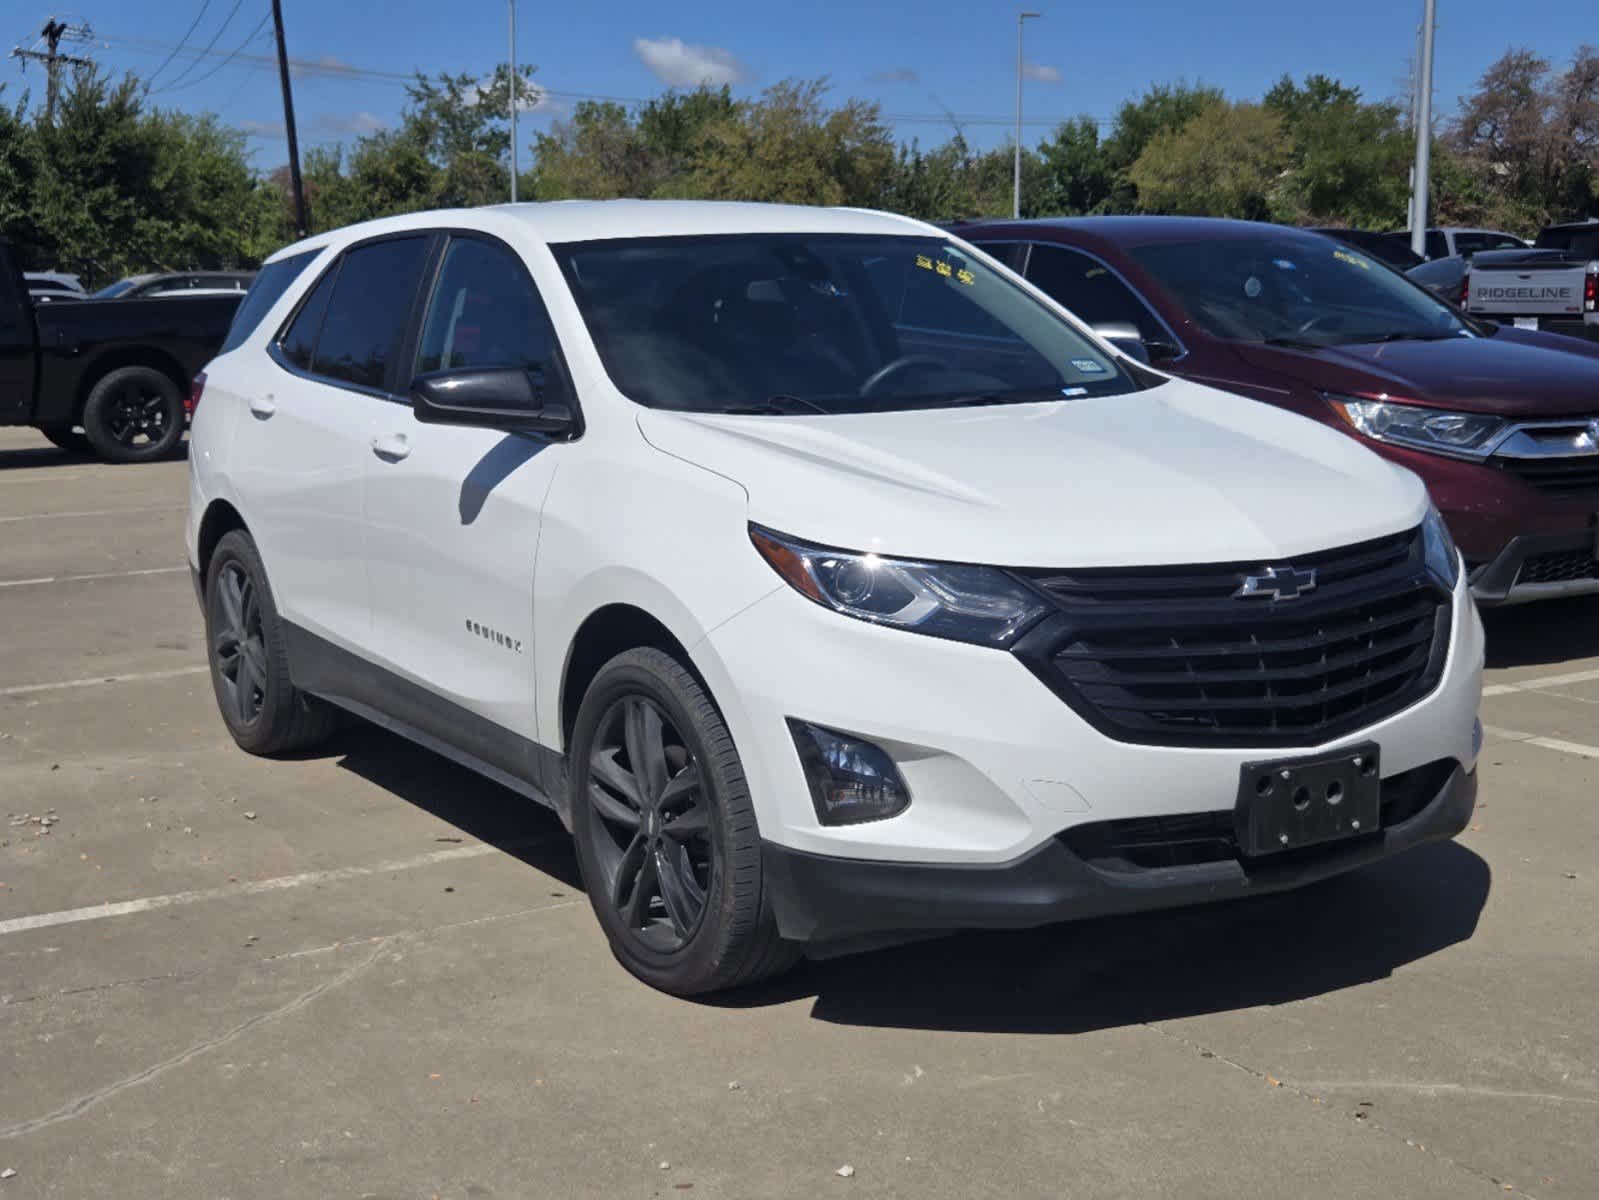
[321,717,583,889]
[1481,594,1599,668]
[0,442,190,470]
[723,841,1490,1034]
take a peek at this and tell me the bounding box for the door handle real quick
[248,394,276,418]
[370,432,411,462]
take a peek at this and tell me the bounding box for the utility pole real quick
[508,0,518,203]
[1409,0,1437,258]
[270,0,310,237]
[1014,10,1040,220]
[10,18,94,125]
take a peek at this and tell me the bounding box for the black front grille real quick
[1013,528,1451,748]
[1498,456,1599,495]
[1517,547,1599,585]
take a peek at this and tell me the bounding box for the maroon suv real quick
[954,217,1599,604]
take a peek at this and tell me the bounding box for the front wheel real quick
[569,647,798,995]
[81,366,185,463]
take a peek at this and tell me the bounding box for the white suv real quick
[187,202,1485,994]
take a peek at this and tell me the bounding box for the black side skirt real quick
[281,621,568,824]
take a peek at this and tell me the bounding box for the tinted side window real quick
[1025,244,1164,343]
[1426,231,1449,259]
[224,251,317,353]
[278,263,338,370]
[972,242,1028,272]
[312,237,429,391]
[415,237,554,377]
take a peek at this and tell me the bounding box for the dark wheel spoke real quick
[661,802,708,840]
[218,571,244,633]
[589,746,643,807]
[658,762,701,809]
[234,653,259,722]
[588,781,642,830]
[615,836,658,930]
[653,844,702,938]
[623,698,670,803]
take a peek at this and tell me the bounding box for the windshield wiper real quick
[717,394,832,416]
[1260,336,1329,351]
[1355,331,1458,345]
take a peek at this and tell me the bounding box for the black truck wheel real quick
[81,366,185,463]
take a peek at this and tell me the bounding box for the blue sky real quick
[15,0,1599,168]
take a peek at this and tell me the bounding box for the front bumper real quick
[763,762,1476,942]
[1469,528,1599,605]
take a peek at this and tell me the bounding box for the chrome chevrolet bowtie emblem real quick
[1235,565,1318,601]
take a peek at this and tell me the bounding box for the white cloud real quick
[314,110,387,136]
[1022,62,1061,84]
[238,118,286,139]
[633,36,745,88]
[869,67,920,85]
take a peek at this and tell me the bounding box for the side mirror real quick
[412,367,575,437]
[1091,321,1151,365]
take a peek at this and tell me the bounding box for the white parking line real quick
[0,842,523,937]
[1482,723,1599,760]
[0,665,208,698]
[0,505,184,524]
[1482,667,1599,698]
[0,565,187,589]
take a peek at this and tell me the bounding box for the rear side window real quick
[278,264,338,370]
[311,237,430,391]
[222,251,317,353]
[1025,244,1165,344]
[415,236,554,377]
[1425,231,1449,260]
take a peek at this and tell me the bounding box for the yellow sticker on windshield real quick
[915,254,976,285]
[1333,249,1371,270]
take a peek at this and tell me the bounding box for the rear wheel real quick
[569,647,798,995]
[203,530,337,755]
[81,366,185,463]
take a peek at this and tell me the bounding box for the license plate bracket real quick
[1235,743,1381,857]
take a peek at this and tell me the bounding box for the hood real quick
[1231,334,1599,418]
[637,378,1426,569]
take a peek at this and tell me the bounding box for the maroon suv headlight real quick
[1326,394,1505,460]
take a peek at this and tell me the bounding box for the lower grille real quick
[1517,548,1599,586]
[1498,456,1599,495]
[1060,760,1455,870]
[1014,527,1451,748]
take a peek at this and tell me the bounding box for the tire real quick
[569,647,799,995]
[203,530,338,756]
[81,366,185,463]
[37,424,91,455]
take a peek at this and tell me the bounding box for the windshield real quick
[551,233,1145,414]
[1534,228,1599,257]
[92,279,138,299]
[1127,233,1473,348]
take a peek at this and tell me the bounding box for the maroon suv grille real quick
[1499,457,1599,495]
[1517,548,1599,586]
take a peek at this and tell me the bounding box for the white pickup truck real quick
[1462,220,1599,340]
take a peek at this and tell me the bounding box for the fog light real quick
[787,720,910,826]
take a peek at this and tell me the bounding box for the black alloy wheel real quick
[82,365,185,462]
[212,559,268,729]
[587,694,714,952]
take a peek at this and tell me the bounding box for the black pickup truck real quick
[1,239,242,462]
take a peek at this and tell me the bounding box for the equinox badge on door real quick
[1234,565,1318,601]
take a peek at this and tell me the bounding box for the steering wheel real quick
[860,355,946,397]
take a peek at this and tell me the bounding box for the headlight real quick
[1422,504,1462,591]
[749,525,1049,647]
[1327,394,1504,459]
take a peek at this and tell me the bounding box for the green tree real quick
[1265,74,1411,226]
[1101,82,1225,210]
[1034,115,1114,215]
[1128,102,1289,220]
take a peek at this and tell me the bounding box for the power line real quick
[144,0,212,89]
[99,28,1115,132]
[157,12,271,94]
[10,18,94,123]
[155,0,244,92]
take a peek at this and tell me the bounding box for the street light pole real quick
[508,0,519,203]
[1410,0,1436,257]
[1014,10,1040,220]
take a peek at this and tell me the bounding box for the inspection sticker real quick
[1071,358,1108,374]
